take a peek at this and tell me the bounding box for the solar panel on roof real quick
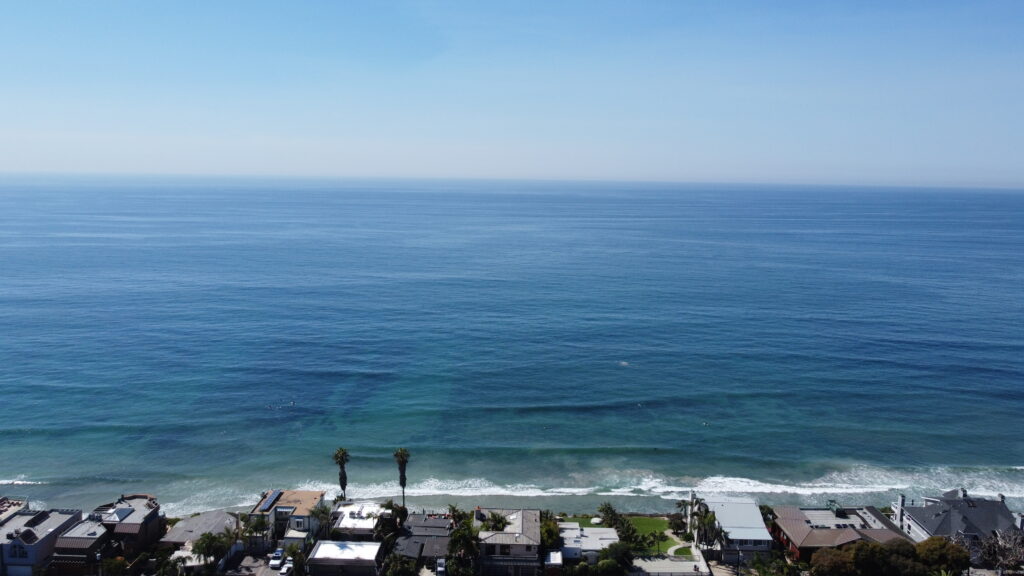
[261,490,283,512]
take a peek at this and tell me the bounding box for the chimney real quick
[898,494,906,526]
[1018,514,1024,531]
[961,488,968,498]
[999,494,1006,503]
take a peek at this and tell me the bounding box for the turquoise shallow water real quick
[1,176,1023,516]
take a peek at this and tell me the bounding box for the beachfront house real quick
[161,509,240,549]
[698,497,772,565]
[333,502,385,541]
[393,513,452,568]
[892,488,1024,543]
[771,501,908,562]
[0,509,82,576]
[93,494,163,557]
[306,540,384,576]
[51,517,113,576]
[250,489,326,543]
[557,522,618,565]
[476,508,542,576]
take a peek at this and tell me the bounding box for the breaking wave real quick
[152,465,1024,516]
[0,476,46,486]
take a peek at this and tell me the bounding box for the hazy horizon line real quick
[3,170,1024,193]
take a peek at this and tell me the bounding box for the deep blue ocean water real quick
[1,176,1023,516]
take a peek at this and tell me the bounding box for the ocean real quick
[1,175,1022,518]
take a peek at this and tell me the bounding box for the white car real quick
[436,558,446,576]
[280,559,294,576]
[269,549,285,569]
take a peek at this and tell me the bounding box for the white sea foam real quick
[156,465,1024,517]
[291,478,600,501]
[0,476,46,486]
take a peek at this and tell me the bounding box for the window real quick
[500,545,511,555]
[295,519,305,530]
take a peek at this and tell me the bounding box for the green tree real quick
[102,558,128,576]
[810,547,856,576]
[599,541,634,570]
[376,499,408,543]
[653,532,669,554]
[383,553,418,576]
[246,514,269,552]
[394,448,411,508]
[667,513,686,535]
[286,543,307,576]
[595,559,624,576]
[446,505,480,576]
[193,531,230,569]
[540,510,561,550]
[333,447,350,501]
[309,501,333,539]
[915,537,969,573]
[480,511,509,532]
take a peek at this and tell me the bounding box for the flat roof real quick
[310,540,381,562]
[334,502,384,532]
[0,497,28,525]
[61,519,107,539]
[95,494,159,525]
[252,490,324,517]
[2,510,82,544]
[704,498,772,542]
[558,523,619,552]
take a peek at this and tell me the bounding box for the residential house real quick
[476,508,542,576]
[93,494,162,557]
[699,498,772,565]
[306,540,383,576]
[0,509,82,576]
[333,502,385,541]
[161,509,239,548]
[892,488,1024,544]
[51,518,113,576]
[250,490,326,543]
[771,501,908,562]
[557,522,618,565]
[393,514,452,568]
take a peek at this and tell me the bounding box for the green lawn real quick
[672,547,693,556]
[629,517,672,555]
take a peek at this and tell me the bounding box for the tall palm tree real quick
[333,447,350,501]
[393,448,410,507]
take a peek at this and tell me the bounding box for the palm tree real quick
[246,514,269,553]
[654,532,669,554]
[393,448,410,507]
[310,501,333,539]
[285,542,307,576]
[333,447,350,501]
[192,531,222,569]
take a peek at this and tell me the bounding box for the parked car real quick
[280,559,294,576]
[269,549,285,569]
[436,558,446,576]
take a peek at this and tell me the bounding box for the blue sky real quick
[2,1,1022,186]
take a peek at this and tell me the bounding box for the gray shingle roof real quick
[904,490,1019,539]
[162,510,239,545]
[476,509,541,546]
